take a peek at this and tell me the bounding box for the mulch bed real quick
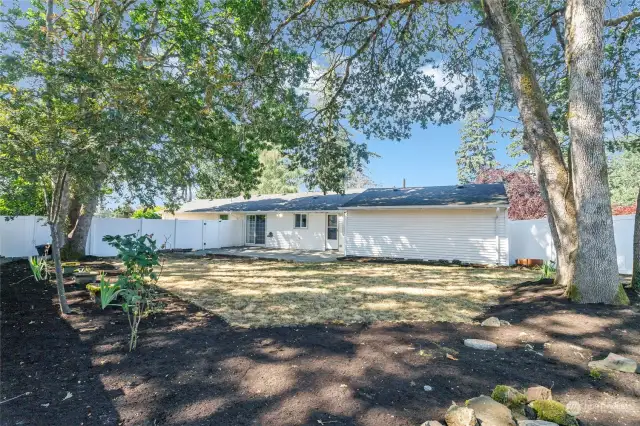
[1,260,639,426]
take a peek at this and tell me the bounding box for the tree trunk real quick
[68,191,101,256]
[483,0,578,289]
[68,194,82,236]
[564,0,621,303]
[632,187,640,290]
[50,222,71,314]
[56,177,71,252]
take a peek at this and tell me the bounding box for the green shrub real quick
[28,256,48,281]
[100,234,162,351]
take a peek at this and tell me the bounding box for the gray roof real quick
[180,190,364,213]
[341,183,508,208]
[179,183,508,213]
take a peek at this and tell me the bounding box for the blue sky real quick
[355,122,520,188]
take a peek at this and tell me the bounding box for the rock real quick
[526,386,553,402]
[492,385,527,409]
[524,404,537,420]
[420,422,444,426]
[528,400,578,426]
[500,320,512,326]
[565,401,581,417]
[445,405,478,426]
[517,421,559,426]
[482,317,501,327]
[588,352,638,373]
[423,385,433,391]
[466,395,516,426]
[464,339,498,351]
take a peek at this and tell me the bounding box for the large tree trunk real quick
[632,187,640,290]
[68,194,82,236]
[56,178,72,252]
[484,0,578,289]
[68,191,101,256]
[50,222,71,314]
[564,0,621,303]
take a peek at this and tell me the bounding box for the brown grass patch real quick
[157,256,539,327]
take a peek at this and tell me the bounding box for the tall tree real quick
[1,0,328,260]
[253,151,303,195]
[609,150,640,206]
[345,167,378,189]
[607,141,640,289]
[269,0,639,303]
[0,0,350,311]
[456,111,499,184]
[476,169,547,220]
[564,0,619,301]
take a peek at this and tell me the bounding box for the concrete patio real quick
[191,247,341,263]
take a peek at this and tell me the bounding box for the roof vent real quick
[456,185,465,189]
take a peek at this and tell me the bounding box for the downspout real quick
[343,212,348,256]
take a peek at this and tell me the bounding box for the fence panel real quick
[0,216,49,257]
[140,219,177,250]
[89,218,142,256]
[174,220,203,250]
[613,215,634,274]
[203,220,220,249]
[508,215,634,274]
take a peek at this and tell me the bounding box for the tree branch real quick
[605,9,640,26]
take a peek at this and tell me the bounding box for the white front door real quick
[326,214,339,250]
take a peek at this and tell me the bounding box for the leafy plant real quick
[28,256,49,282]
[540,260,557,280]
[131,207,163,219]
[101,234,162,351]
[589,368,603,380]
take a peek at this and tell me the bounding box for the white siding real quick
[345,208,509,265]
[262,212,327,251]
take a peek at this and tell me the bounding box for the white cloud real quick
[419,64,467,97]
[297,61,327,107]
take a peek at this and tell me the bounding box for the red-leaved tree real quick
[475,169,547,220]
[612,204,637,215]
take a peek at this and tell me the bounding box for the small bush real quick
[589,368,602,380]
[100,234,162,351]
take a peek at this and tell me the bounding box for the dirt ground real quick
[1,259,639,426]
[158,255,539,326]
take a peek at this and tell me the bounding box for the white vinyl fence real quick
[0,216,243,258]
[0,214,635,274]
[508,215,634,274]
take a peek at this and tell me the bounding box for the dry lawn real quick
[157,256,539,327]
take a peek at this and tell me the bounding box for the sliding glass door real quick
[245,215,266,245]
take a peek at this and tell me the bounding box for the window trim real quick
[294,213,308,229]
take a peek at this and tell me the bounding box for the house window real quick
[327,214,338,240]
[219,214,229,220]
[294,213,307,229]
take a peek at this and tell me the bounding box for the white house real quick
[165,183,510,265]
